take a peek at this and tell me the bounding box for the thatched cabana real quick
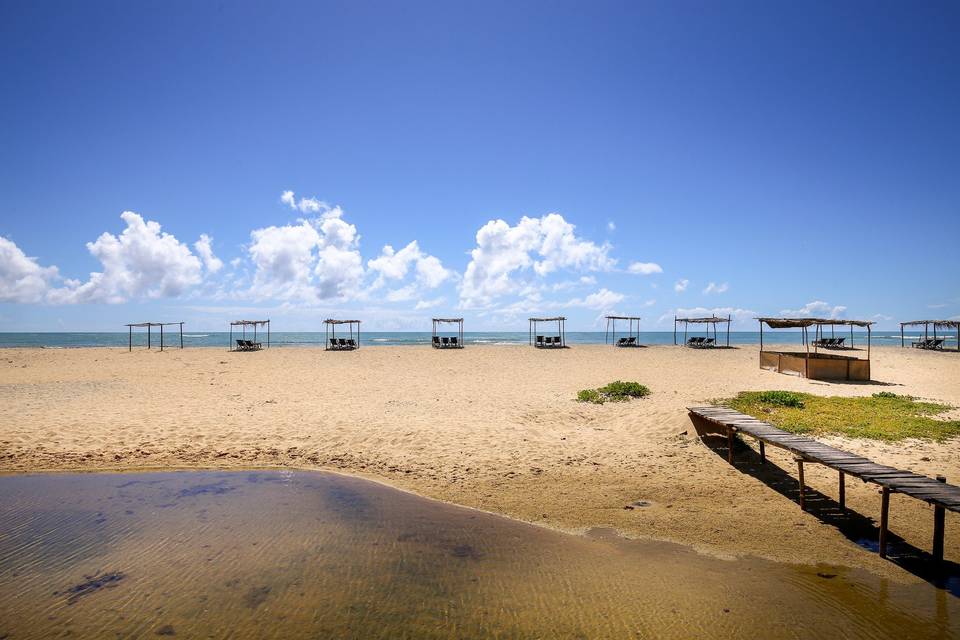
[125,322,184,352]
[432,318,464,349]
[605,315,642,347]
[900,320,959,351]
[230,319,270,351]
[324,319,361,351]
[529,317,566,348]
[674,315,730,348]
[758,317,873,381]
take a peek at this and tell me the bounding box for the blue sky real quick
[1,0,958,331]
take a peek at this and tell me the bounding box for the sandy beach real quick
[2,344,958,580]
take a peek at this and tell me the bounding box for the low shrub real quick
[755,390,806,408]
[577,381,650,404]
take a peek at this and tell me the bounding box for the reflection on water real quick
[0,470,956,639]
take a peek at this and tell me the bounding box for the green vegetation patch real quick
[723,391,960,442]
[577,381,651,405]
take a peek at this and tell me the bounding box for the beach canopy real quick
[899,319,960,350]
[673,315,731,347]
[757,317,873,329]
[605,315,642,347]
[323,318,361,350]
[229,319,270,350]
[529,316,567,348]
[432,318,464,348]
[125,322,184,351]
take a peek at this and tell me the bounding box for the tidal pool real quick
[0,470,956,639]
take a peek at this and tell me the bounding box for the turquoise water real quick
[0,331,913,348]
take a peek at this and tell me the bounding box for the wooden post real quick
[726,314,730,347]
[759,441,765,463]
[879,487,890,558]
[180,322,183,349]
[839,471,845,511]
[727,428,735,464]
[128,325,132,352]
[673,317,677,345]
[797,459,806,510]
[933,475,946,562]
[160,324,164,352]
[147,324,151,349]
[900,323,904,348]
[267,321,270,349]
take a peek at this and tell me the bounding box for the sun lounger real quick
[450,336,459,347]
[432,336,441,348]
[686,337,704,347]
[441,337,450,347]
[703,338,715,347]
[236,339,249,351]
[616,337,629,346]
[912,338,934,349]
[536,335,545,347]
[627,337,637,346]
[553,336,562,347]
[346,339,357,349]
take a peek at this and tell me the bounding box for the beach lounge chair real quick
[338,338,348,349]
[450,336,459,347]
[536,335,545,348]
[912,338,933,349]
[346,339,357,349]
[686,337,703,347]
[329,338,340,350]
[553,336,562,347]
[627,336,637,346]
[432,336,441,348]
[616,337,629,346]
[441,337,450,347]
[703,338,716,347]
[236,339,248,351]
[930,338,945,350]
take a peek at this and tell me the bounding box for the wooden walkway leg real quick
[933,475,946,562]
[839,471,845,511]
[759,441,766,463]
[797,459,806,510]
[727,428,735,464]
[879,488,890,558]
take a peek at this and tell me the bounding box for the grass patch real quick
[577,381,651,405]
[723,391,960,442]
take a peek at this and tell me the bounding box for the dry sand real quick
[1,344,958,581]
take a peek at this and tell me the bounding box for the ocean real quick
[0,331,920,348]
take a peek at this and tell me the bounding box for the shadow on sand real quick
[695,428,960,598]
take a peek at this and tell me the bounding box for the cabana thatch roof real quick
[676,316,731,324]
[125,321,183,327]
[230,319,270,326]
[757,317,874,329]
[605,315,642,320]
[432,317,463,323]
[901,319,960,329]
[528,316,566,322]
[323,318,361,324]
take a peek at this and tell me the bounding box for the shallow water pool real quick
[0,470,956,638]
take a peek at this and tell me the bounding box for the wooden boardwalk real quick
[688,405,959,561]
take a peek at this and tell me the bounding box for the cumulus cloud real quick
[460,213,614,307]
[414,297,445,310]
[703,282,729,294]
[194,234,223,273]
[781,300,847,319]
[281,190,329,214]
[50,212,204,304]
[627,261,663,275]
[248,198,363,302]
[568,288,624,310]
[368,240,453,299]
[607,221,616,231]
[0,236,60,303]
[674,278,689,293]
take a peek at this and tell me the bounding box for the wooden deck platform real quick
[688,405,959,561]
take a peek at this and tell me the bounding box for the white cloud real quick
[781,300,847,319]
[703,282,729,294]
[569,288,624,310]
[872,313,893,322]
[607,221,616,231]
[368,240,453,301]
[415,297,445,310]
[194,234,223,273]
[281,189,329,214]
[460,213,614,308]
[627,261,663,275]
[674,278,689,293]
[0,236,60,303]
[248,197,363,302]
[51,212,204,304]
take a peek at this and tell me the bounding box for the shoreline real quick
[2,344,958,583]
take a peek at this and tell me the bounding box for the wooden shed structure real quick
[125,322,184,352]
[324,319,361,351]
[431,318,464,349]
[230,319,270,351]
[673,315,730,348]
[900,319,959,351]
[605,315,642,347]
[529,317,566,348]
[758,317,873,381]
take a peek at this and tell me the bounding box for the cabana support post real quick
[125,322,185,351]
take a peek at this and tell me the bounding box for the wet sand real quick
[1,344,958,582]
